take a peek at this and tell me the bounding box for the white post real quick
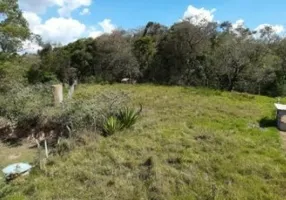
[52,84,63,106]
[44,139,49,158]
[68,80,77,99]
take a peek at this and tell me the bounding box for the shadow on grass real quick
[0,137,22,147]
[259,117,277,128]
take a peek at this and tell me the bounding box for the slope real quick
[1,84,286,200]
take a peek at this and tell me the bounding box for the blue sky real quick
[73,0,286,29]
[19,0,286,51]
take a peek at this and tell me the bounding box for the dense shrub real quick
[0,61,29,93]
[26,64,58,84]
[0,84,129,139]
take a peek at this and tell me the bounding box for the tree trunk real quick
[227,81,235,91]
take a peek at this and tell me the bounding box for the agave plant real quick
[117,104,142,129]
[103,116,123,135]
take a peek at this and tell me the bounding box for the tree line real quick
[1,0,286,97]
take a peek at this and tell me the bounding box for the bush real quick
[0,61,29,93]
[0,85,129,139]
[0,84,51,122]
[27,64,58,84]
[56,138,75,156]
[82,75,105,84]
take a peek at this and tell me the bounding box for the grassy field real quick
[1,84,286,200]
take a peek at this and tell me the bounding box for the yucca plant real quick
[103,116,123,136]
[117,104,142,129]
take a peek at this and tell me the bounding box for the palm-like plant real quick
[103,116,123,136]
[103,104,142,135]
[117,104,142,129]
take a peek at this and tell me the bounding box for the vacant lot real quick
[1,84,286,200]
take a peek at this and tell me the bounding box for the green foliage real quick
[103,106,142,135]
[103,116,123,136]
[154,21,213,85]
[56,138,75,156]
[133,36,156,81]
[0,84,129,139]
[95,31,140,82]
[0,0,31,55]
[0,84,51,123]
[117,106,141,129]
[0,60,29,92]
[27,64,58,84]
[24,19,286,97]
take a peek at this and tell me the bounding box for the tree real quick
[271,38,286,96]
[96,31,140,82]
[132,36,156,81]
[18,16,286,97]
[258,25,281,44]
[0,0,30,55]
[220,21,232,33]
[212,34,254,91]
[142,21,168,38]
[153,21,215,85]
[67,38,98,81]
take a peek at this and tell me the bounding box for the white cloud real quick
[20,0,92,17]
[80,8,90,15]
[232,19,245,29]
[252,24,285,39]
[23,11,42,30]
[98,19,116,33]
[230,19,248,36]
[38,17,86,43]
[255,24,285,34]
[58,0,92,17]
[24,11,116,45]
[24,12,86,44]
[88,30,103,38]
[19,0,56,14]
[183,5,216,26]
[88,19,116,38]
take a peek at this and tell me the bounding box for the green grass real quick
[0,143,36,173]
[1,84,286,200]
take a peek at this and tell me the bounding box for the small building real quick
[274,103,286,131]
